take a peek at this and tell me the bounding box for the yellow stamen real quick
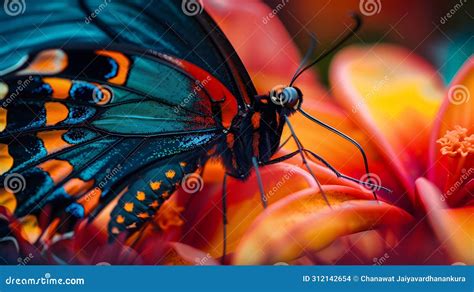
[437,125,474,157]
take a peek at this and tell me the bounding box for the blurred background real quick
[265,0,473,84]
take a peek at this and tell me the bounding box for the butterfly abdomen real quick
[108,159,200,236]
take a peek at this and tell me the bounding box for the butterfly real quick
[0,0,387,252]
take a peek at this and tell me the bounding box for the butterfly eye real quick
[269,85,301,108]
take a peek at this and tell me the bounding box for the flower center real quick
[155,200,184,231]
[437,125,474,157]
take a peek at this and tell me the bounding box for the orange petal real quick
[429,57,474,206]
[233,186,413,265]
[330,45,445,203]
[178,162,317,259]
[416,178,474,264]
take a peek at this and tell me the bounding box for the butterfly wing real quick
[0,0,257,107]
[0,47,230,237]
[0,0,257,238]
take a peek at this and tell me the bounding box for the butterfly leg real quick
[221,173,228,264]
[297,108,380,199]
[252,157,268,209]
[303,149,390,192]
[284,116,331,207]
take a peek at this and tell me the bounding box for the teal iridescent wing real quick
[0,0,257,106]
[0,0,258,238]
[0,47,223,236]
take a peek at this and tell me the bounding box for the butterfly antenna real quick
[297,108,380,200]
[290,13,362,86]
[289,32,318,85]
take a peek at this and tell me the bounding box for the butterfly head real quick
[269,85,303,112]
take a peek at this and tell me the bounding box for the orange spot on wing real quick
[150,181,161,191]
[63,178,94,197]
[126,222,137,229]
[0,108,7,132]
[95,50,130,85]
[226,133,235,148]
[137,212,149,219]
[20,49,68,75]
[111,227,120,234]
[39,218,60,243]
[38,159,73,184]
[179,162,187,167]
[45,102,69,126]
[165,170,176,179]
[0,144,13,175]
[116,215,125,224]
[162,191,170,199]
[149,200,159,209]
[37,130,71,155]
[43,77,72,99]
[124,202,134,212]
[251,112,261,129]
[136,191,146,201]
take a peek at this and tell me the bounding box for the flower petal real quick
[429,57,474,206]
[330,45,445,202]
[178,163,317,259]
[233,186,413,265]
[416,177,474,264]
